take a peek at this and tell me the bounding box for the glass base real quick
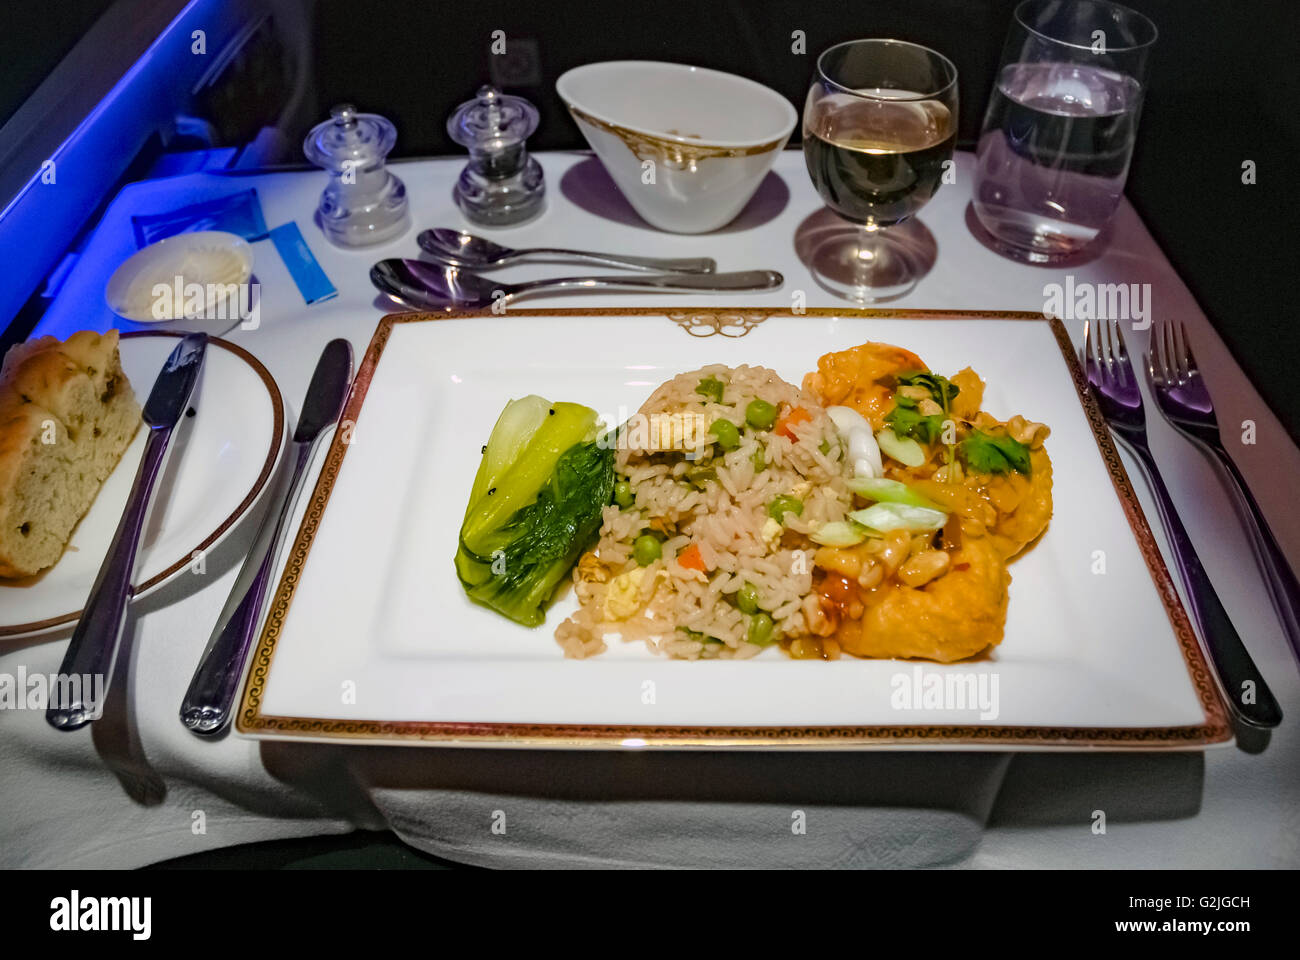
[808,226,919,304]
[969,201,1108,265]
[978,223,1093,264]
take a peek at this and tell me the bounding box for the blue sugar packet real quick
[269,223,337,304]
[131,189,269,247]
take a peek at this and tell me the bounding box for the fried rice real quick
[555,363,853,659]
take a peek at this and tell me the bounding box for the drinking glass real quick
[972,0,1157,262]
[803,39,958,302]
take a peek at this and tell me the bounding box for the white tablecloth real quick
[3,151,1298,868]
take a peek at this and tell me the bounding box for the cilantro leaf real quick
[885,404,945,444]
[959,430,1032,475]
[895,370,960,407]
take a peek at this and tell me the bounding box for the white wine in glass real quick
[803,39,958,302]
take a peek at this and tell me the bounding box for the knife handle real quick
[46,426,172,731]
[1212,448,1300,662]
[1124,438,1283,728]
[179,439,315,735]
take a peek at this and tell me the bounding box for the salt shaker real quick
[447,85,545,226]
[303,103,410,247]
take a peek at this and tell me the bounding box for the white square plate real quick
[237,309,1229,750]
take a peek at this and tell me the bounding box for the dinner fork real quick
[1147,319,1300,664]
[1082,318,1281,729]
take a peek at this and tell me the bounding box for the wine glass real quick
[803,39,958,303]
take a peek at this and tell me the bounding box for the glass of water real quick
[971,0,1156,262]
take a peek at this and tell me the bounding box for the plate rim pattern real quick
[237,307,1230,749]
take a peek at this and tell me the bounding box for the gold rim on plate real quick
[237,308,1230,749]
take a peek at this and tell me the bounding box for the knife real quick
[47,333,208,731]
[179,338,353,735]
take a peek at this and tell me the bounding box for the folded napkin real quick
[332,748,1012,869]
[0,531,362,869]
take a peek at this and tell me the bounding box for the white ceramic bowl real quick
[557,61,797,233]
[105,230,255,336]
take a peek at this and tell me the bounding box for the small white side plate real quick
[105,230,253,332]
[0,333,285,638]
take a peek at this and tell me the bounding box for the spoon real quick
[418,228,716,274]
[371,259,782,311]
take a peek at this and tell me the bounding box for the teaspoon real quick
[371,259,782,311]
[418,228,716,274]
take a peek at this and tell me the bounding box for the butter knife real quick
[47,333,208,731]
[179,338,353,735]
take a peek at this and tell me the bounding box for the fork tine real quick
[1112,320,1135,386]
[1150,317,1167,383]
[1183,325,1201,378]
[1173,320,1185,382]
[1154,316,1175,379]
[1167,322,1180,382]
[1161,318,1175,381]
[1103,317,1117,381]
[1175,320,1193,381]
[1178,321,1195,372]
[1083,317,1095,371]
[1113,319,1129,362]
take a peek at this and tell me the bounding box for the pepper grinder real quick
[447,85,545,226]
[303,103,410,247]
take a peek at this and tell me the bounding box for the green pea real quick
[695,376,725,404]
[747,612,775,646]
[710,418,740,451]
[736,582,761,614]
[746,399,777,430]
[818,439,832,455]
[750,446,766,473]
[767,495,804,522]
[613,480,634,508]
[633,533,662,566]
[678,626,721,644]
[684,465,717,490]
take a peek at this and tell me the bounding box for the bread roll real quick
[0,331,141,578]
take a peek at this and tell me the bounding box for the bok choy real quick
[455,396,614,627]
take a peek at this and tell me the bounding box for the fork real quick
[1082,318,1282,729]
[1147,319,1300,664]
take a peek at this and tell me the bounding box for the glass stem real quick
[860,224,880,285]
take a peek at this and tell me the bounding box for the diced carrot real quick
[677,542,707,573]
[775,406,813,440]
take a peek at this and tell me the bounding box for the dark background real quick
[0,3,115,127]
[311,0,1300,438]
[3,0,1298,441]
